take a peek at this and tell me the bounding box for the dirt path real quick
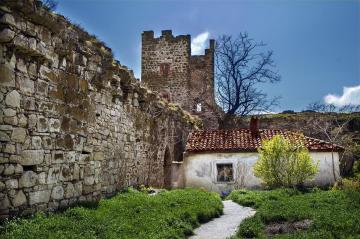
[189,200,256,239]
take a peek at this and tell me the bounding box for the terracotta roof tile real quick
[185,129,344,153]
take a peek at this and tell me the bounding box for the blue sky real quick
[56,0,360,112]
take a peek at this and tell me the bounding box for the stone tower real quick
[141,30,219,128]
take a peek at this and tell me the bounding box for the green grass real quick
[1,188,223,239]
[227,188,360,238]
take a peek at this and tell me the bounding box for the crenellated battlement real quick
[142,30,191,44]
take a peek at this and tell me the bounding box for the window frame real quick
[159,63,171,77]
[215,162,235,183]
[196,103,202,112]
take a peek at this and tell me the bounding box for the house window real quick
[196,103,202,112]
[160,63,170,77]
[216,163,234,182]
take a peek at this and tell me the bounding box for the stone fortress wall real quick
[141,30,220,129]
[0,0,199,219]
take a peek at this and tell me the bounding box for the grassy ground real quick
[1,188,223,239]
[228,188,360,238]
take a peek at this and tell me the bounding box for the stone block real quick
[5,90,20,108]
[74,182,82,196]
[0,28,15,42]
[11,128,27,143]
[37,117,48,132]
[42,136,53,150]
[24,98,36,111]
[0,63,15,87]
[84,165,94,176]
[39,65,51,80]
[51,185,64,200]
[9,155,21,164]
[19,171,38,188]
[44,153,52,165]
[16,59,27,74]
[31,136,42,149]
[38,172,46,184]
[5,179,18,189]
[28,37,36,51]
[3,108,16,117]
[59,199,68,209]
[18,77,35,94]
[28,114,37,130]
[84,176,95,186]
[4,144,16,154]
[0,131,10,142]
[82,185,95,194]
[14,164,23,174]
[3,116,18,126]
[64,183,75,199]
[47,166,60,184]
[11,190,27,207]
[20,150,44,166]
[36,80,48,96]
[28,63,37,77]
[64,151,76,163]
[13,35,28,50]
[49,118,60,132]
[48,201,59,211]
[0,125,13,131]
[93,151,104,161]
[29,190,51,205]
[52,151,64,164]
[60,165,72,181]
[0,14,15,26]
[73,164,80,180]
[0,195,10,209]
[18,114,27,127]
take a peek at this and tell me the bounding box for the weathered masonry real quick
[141,30,220,129]
[0,0,199,219]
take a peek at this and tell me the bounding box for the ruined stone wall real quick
[189,40,219,129]
[0,0,199,219]
[141,30,220,129]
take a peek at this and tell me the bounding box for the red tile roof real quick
[185,129,344,153]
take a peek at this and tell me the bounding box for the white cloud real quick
[191,32,209,55]
[324,85,360,106]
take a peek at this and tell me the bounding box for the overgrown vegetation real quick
[254,135,318,188]
[228,188,360,238]
[38,0,58,11]
[1,189,223,239]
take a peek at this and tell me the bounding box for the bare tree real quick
[306,102,360,177]
[215,33,281,121]
[234,162,252,189]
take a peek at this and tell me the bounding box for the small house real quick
[179,119,343,192]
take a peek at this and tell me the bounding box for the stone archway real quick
[163,147,172,189]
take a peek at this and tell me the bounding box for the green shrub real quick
[1,189,223,239]
[254,135,318,188]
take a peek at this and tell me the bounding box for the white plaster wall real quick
[309,152,340,186]
[183,151,340,192]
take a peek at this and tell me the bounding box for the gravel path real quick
[189,200,256,239]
